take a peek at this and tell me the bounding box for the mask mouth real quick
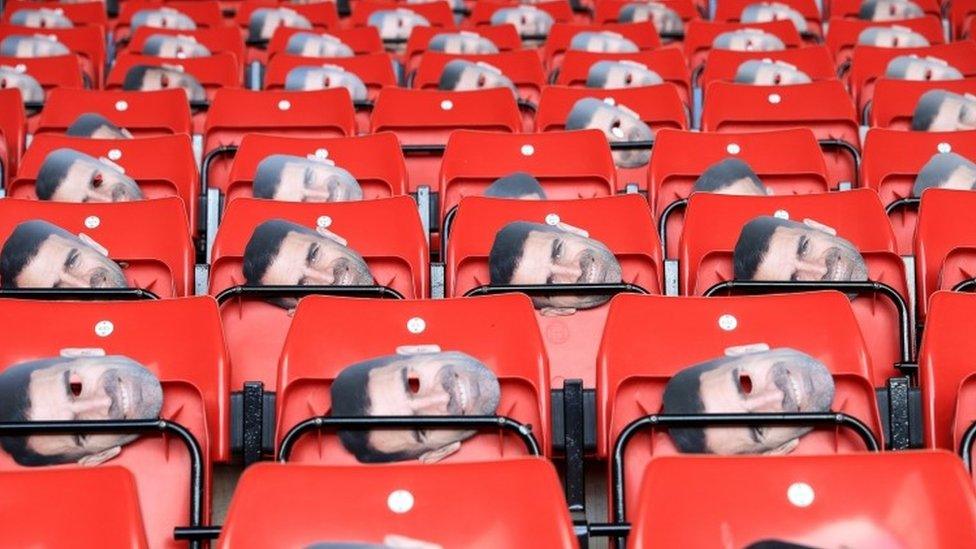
[772,365,804,412]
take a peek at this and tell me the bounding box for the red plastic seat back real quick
[683,19,803,71]
[0,296,229,548]
[825,16,945,69]
[36,88,192,137]
[649,128,831,258]
[543,22,663,72]
[702,80,859,188]
[404,25,522,73]
[0,24,105,87]
[598,292,882,516]
[0,198,193,296]
[209,197,428,390]
[276,294,551,462]
[218,460,577,549]
[629,452,976,548]
[554,48,691,106]
[0,88,25,181]
[699,45,837,90]
[679,190,909,383]
[869,78,976,129]
[0,467,148,548]
[914,189,976,322]
[266,26,385,59]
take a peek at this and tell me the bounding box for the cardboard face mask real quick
[252,154,365,202]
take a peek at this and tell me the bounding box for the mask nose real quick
[72,394,112,417]
[410,391,450,413]
[550,262,582,283]
[302,267,334,285]
[747,386,784,411]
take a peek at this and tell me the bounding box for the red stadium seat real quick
[276,294,552,461]
[236,1,341,63]
[824,16,945,69]
[11,133,200,238]
[679,190,910,384]
[850,42,976,121]
[0,88,25,185]
[649,128,831,258]
[35,88,192,137]
[266,26,386,59]
[869,78,976,129]
[598,292,884,518]
[125,26,246,67]
[446,194,661,386]
[202,88,356,196]
[713,0,822,38]
[0,24,105,87]
[952,0,976,39]
[413,49,547,105]
[542,22,663,72]
[3,1,108,28]
[861,129,976,256]
[0,467,148,548]
[553,48,691,107]
[683,19,803,71]
[115,1,223,42]
[0,198,194,297]
[0,55,85,130]
[224,132,408,204]
[591,0,700,27]
[218,460,576,549]
[914,189,976,322]
[209,196,428,391]
[0,295,230,548]
[698,45,837,90]
[701,80,859,190]
[629,451,976,548]
[404,25,522,74]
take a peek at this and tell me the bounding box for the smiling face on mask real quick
[734,59,812,85]
[712,29,786,51]
[121,65,207,102]
[35,149,143,203]
[0,35,71,58]
[0,66,44,103]
[285,32,355,57]
[565,97,654,168]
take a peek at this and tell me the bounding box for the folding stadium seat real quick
[266,26,386,59]
[591,0,700,30]
[0,24,105,87]
[0,198,194,296]
[0,467,148,548]
[202,88,356,199]
[276,294,552,462]
[446,194,661,386]
[951,0,976,39]
[850,42,976,122]
[829,0,941,20]
[542,22,662,73]
[914,189,976,323]
[3,1,108,28]
[209,196,428,392]
[124,26,246,73]
[679,190,911,384]
[628,452,976,548]
[235,0,341,63]
[535,84,687,189]
[404,25,522,74]
[698,45,836,90]
[825,17,945,70]
[11,133,200,239]
[0,296,230,548]
[0,54,86,130]
[0,87,25,188]
[870,78,976,129]
[598,292,885,520]
[114,1,223,42]
[649,128,831,258]
[466,0,574,31]
[683,20,803,72]
[702,80,860,190]
[218,460,576,548]
[35,88,192,137]
[713,0,823,39]
[553,48,691,108]
[223,132,408,205]
[861,129,976,256]
[439,130,617,239]
[369,87,521,214]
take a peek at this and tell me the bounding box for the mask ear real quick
[77,445,122,466]
[540,306,577,317]
[77,233,110,257]
[418,441,461,464]
[555,221,589,237]
[802,218,837,236]
[763,437,800,456]
[315,226,348,245]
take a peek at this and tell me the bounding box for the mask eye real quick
[69,373,82,396]
[739,374,753,394]
[477,73,486,87]
[773,73,782,84]
[924,68,933,80]
[408,376,420,393]
[0,78,6,89]
[624,73,633,85]
[92,173,103,188]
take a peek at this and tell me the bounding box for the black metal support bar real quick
[691,63,705,89]
[704,280,912,364]
[817,139,861,187]
[608,140,654,151]
[960,420,976,472]
[657,198,688,259]
[562,380,586,513]
[463,282,650,298]
[278,415,541,461]
[0,287,159,300]
[200,145,238,199]
[953,278,976,293]
[189,100,210,111]
[0,419,204,549]
[174,526,222,541]
[884,197,920,216]
[588,523,632,537]
[885,376,912,450]
[215,284,404,305]
[242,381,264,466]
[611,413,879,529]
[400,144,446,155]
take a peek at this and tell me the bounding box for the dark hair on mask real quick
[858,0,880,19]
[251,154,294,198]
[693,157,767,194]
[912,89,952,131]
[743,540,821,549]
[141,34,170,56]
[35,148,86,200]
[0,36,25,56]
[248,9,271,41]
[65,113,123,138]
[912,151,976,196]
[617,3,640,22]
[488,221,561,284]
[242,218,317,285]
[0,220,72,287]
[0,358,77,466]
[330,356,417,463]
[661,357,727,453]
[565,97,602,130]
[484,172,546,199]
[284,66,317,90]
[733,216,795,280]
[438,59,472,90]
[122,65,153,90]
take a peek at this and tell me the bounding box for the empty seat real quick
[0,24,105,87]
[553,48,691,107]
[542,22,663,72]
[649,128,831,258]
[914,189,976,322]
[0,88,25,186]
[446,194,661,386]
[224,132,407,204]
[683,20,803,71]
[218,459,576,549]
[0,467,148,548]
[713,0,822,38]
[702,80,860,189]
[0,296,230,548]
[209,196,428,391]
[404,25,522,74]
[0,198,194,296]
[825,16,945,69]
[869,78,976,129]
[35,88,192,137]
[629,451,976,548]
[202,88,356,196]
[276,294,552,462]
[599,292,884,518]
[862,129,976,255]
[266,26,385,59]
[699,45,837,90]
[679,190,910,384]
